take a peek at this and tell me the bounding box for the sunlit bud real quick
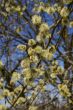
[28,39,36,46]
[32,15,42,25]
[60,7,69,18]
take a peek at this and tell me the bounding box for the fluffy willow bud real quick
[28,39,36,46]
[52,61,58,65]
[0,61,3,69]
[0,105,7,110]
[14,6,21,12]
[14,86,23,94]
[69,99,73,104]
[33,6,44,13]
[49,45,56,53]
[41,50,53,60]
[57,66,64,74]
[22,68,32,79]
[58,84,71,97]
[30,55,39,63]
[36,33,43,43]
[34,46,42,54]
[0,81,3,88]
[39,23,49,32]
[16,97,26,105]
[37,5,44,12]
[50,73,56,79]
[69,21,73,27]
[60,7,69,18]
[32,15,42,25]
[22,5,26,11]
[28,47,35,55]
[17,44,26,51]
[3,89,10,97]
[29,106,38,110]
[0,61,3,66]
[10,72,20,84]
[63,0,73,4]
[45,7,55,14]
[6,7,11,12]
[21,58,30,68]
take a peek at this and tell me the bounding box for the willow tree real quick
[0,0,73,110]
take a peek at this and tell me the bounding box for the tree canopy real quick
[0,0,73,110]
